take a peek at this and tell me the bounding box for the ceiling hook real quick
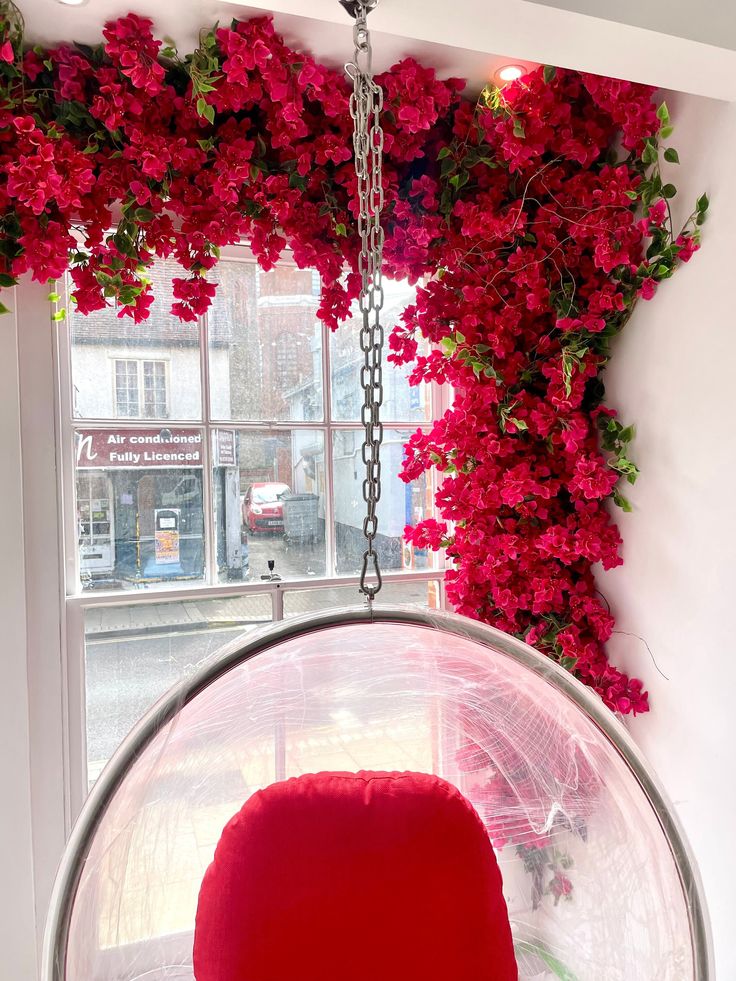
[339,0,379,19]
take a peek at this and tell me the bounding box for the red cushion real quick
[194,770,518,981]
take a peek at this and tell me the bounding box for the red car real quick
[242,482,291,533]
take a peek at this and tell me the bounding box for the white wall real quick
[71,344,202,420]
[600,92,736,978]
[0,294,39,979]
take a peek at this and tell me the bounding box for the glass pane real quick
[208,259,323,422]
[114,360,138,417]
[69,257,201,420]
[74,427,206,591]
[330,279,430,422]
[332,428,435,576]
[142,360,167,418]
[214,429,326,582]
[283,579,441,617]
[84,593,273,784]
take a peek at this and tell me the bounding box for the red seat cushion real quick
[194,770,518,981]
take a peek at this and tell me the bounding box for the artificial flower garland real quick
[0,4,707,714]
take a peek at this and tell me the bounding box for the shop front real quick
[75,428,206,588]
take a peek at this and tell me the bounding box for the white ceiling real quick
[527,0,736,53]
[17,0,537,94]
[15,0,736,100]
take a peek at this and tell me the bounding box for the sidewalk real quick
[85,594,272,638]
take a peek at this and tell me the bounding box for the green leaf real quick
[662,183,677,199]
[47,291,60,303]
[624,190,639,201]
[440,336,457,357]
[513,118,526,139]
[0,273,16,288]
[196,97,215,124]
[334,222,347,237]
[514,940,579,981]
[612,488,633,512]
[697,192,709,213]
[641,141,658,166]
[610,456,640,482]
[133,207,155,222]
[437,146,452,160]
[0,301,10,315]
[51,309,66,322]
[663,147,680,164]
[543,65,557,84]
[440,156,457,177]
[659,124,674,139]
[656,101,670,124]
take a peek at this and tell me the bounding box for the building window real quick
[113,360,138,417]
[61,247,444,802]
[143,360,168,417]
[114,359,168,418]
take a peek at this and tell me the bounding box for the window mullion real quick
[200,310,217,586]
[322,315,336,577]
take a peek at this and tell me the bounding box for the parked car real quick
[242,482,291,533]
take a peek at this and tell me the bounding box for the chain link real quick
[346,1,384,602]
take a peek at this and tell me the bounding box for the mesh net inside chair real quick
[44,610,710,981]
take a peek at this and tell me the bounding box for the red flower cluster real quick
[0,15,705,712]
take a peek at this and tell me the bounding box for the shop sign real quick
[213,428,237,467]
[76,429,203,469]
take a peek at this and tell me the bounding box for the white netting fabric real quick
[61,619,697,980]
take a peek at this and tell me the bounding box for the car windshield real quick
[252,485,289,504]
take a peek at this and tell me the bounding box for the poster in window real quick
[154,508,181,565]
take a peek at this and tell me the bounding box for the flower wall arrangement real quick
[0,2,707,714]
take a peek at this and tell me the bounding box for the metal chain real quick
[345,0,385,602]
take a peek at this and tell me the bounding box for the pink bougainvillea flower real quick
[675,234,699,262]
[647,198,668,227]
[0,16,706,721]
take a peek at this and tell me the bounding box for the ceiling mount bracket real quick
[339,0,379,19]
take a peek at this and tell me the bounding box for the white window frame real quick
[56,243,448,821]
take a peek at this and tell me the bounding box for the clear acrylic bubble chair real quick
[43,607,712,981]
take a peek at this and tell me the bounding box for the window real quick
[114,359,168,418]
[143,359,167,417]
[61,247,445,804]
[113,360,138,417]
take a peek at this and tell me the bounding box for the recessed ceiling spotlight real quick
[56,0,89,6]
[496,64,525,84]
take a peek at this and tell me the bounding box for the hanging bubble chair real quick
[43,606,711,981]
